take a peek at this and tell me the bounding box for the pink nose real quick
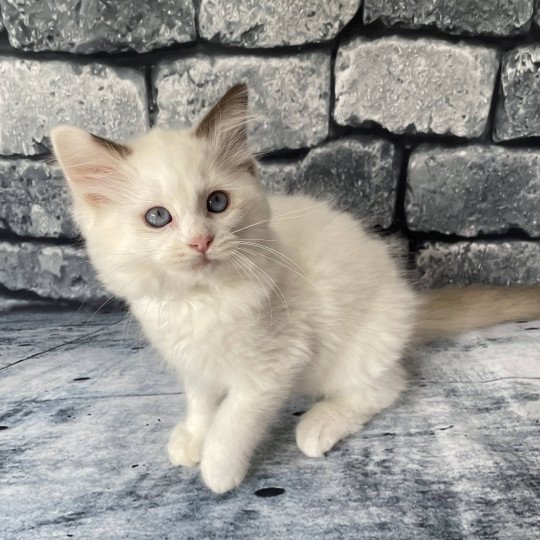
[188,235,213,253]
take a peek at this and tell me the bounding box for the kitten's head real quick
[51,83,271,299]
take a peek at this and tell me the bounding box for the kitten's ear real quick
[195,83,255,174]
[50,126,132,206]
[196,82,249,142]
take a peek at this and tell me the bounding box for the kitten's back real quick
[267,194,416,333]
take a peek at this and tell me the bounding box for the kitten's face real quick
[51,84,271,299]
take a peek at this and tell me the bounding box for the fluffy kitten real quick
[51,84,540,494]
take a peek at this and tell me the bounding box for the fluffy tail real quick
[413,285,540,345]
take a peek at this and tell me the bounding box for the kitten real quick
[51,83,540,493]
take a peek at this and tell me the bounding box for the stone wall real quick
[0,0,539,309]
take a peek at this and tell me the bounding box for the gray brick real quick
[406,145,540,237]
[334,36,499,138]
[259,136,400,228]
[0,0,195,53]
[258,160,301,195]
[199,0,360,47]
[0,58,148,156]
[0,159,76,238]
[494,46,540,142]
[416,241,540,288]
[0,242,108,304]
[363,0,534,37]
[155,53,330,151]
[296,137,400,227]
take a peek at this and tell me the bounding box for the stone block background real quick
[0,0,538,308]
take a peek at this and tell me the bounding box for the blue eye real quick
[145,207,172,228]
[207,191,229,213]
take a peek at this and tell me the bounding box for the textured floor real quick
[1,309,539,539]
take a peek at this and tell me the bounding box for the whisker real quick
[157,272,170,330]
[232,251,273,324]
[102,248,175,257]
[235,251,290,321]
[230,195,340,235]
[229,253,262,321]
[235,238,277,242]
[85,296,116,324]
[232,241,303,273]
[84,267,152,323]
[235,246,319,292]
[94,254,157,280]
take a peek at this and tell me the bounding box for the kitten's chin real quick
[184,253,229,275]
[162,255,231,288]
[190,256,213,272]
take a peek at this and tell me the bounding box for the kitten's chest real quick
[131,296,246,379]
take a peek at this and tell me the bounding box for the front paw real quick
[296,408,346,458]
[167,423,203,468]
[200,446,248,494]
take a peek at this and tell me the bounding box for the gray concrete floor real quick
[1,309,539,539]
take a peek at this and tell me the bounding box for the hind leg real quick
[296,367,405,457]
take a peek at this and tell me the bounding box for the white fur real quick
[51,125,417,494]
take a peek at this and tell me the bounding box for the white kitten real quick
[51,84,540,493]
